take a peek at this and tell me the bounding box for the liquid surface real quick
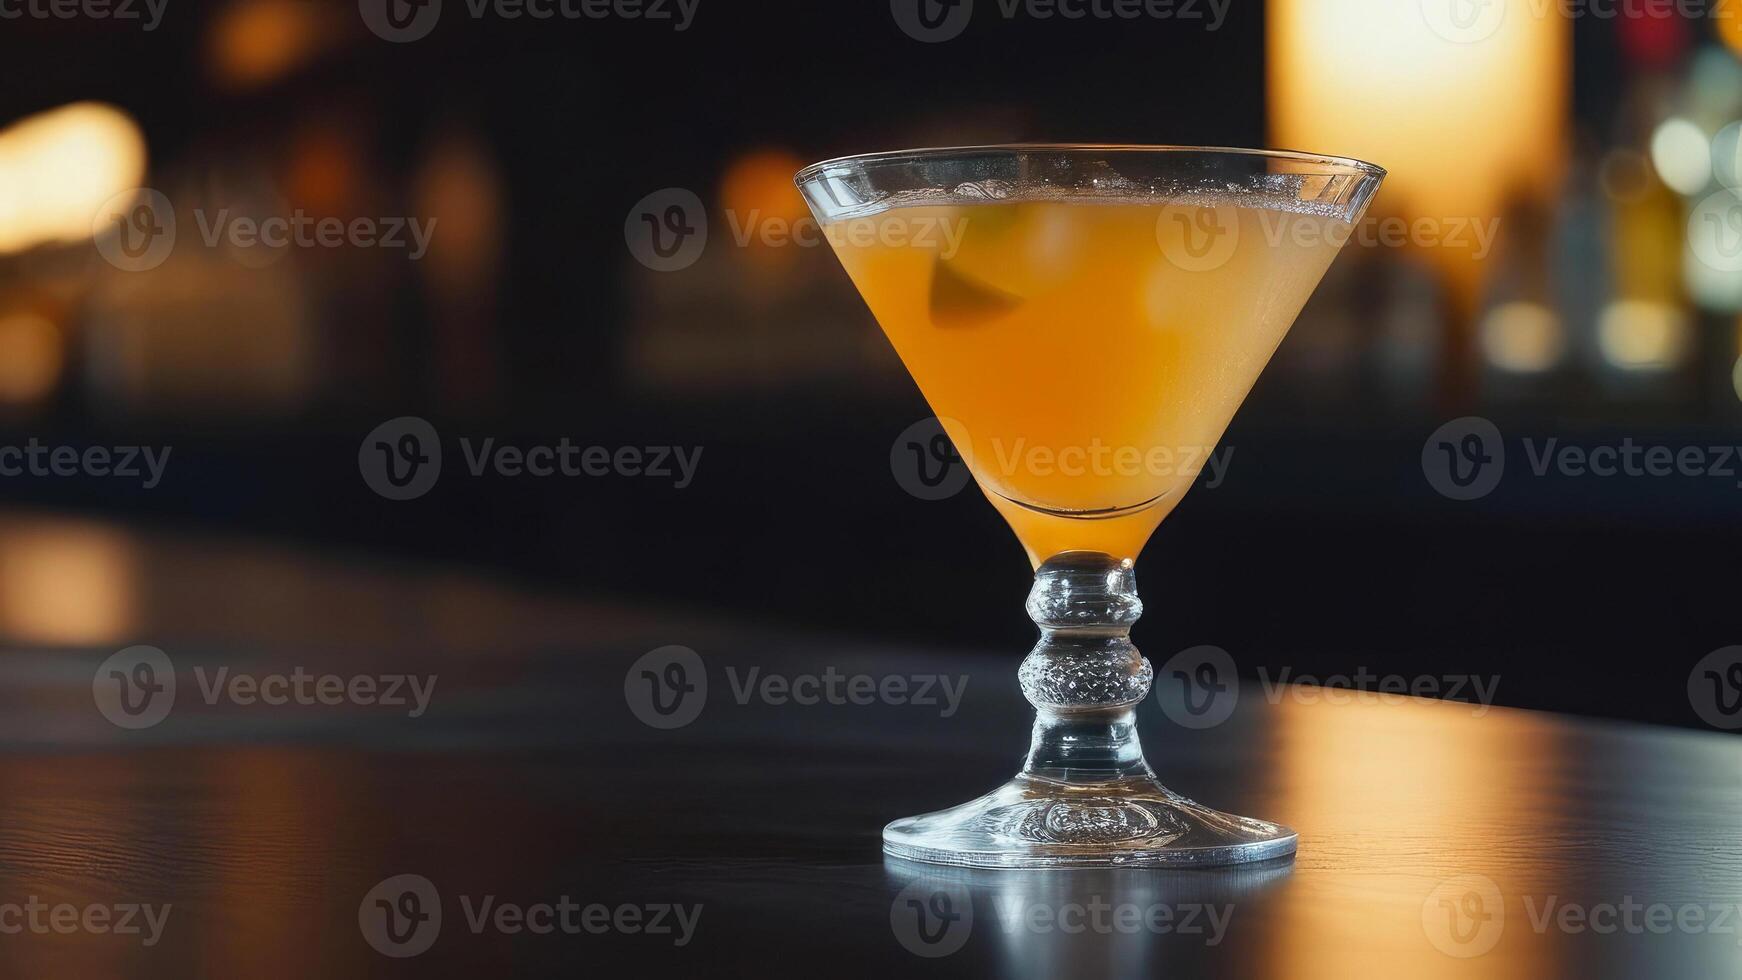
[828,199,1349,565]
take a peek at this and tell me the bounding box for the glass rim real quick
[794,143,1387,186]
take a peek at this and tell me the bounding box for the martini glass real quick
[796,145,1383,868]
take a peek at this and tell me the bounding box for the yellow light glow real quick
[0,521,138,646]
[1720,8,1742,59]
[0,312,63,403]
[1265,697,1561,978]
[1480,301,1562,373]
[1269,0,1568,310]
[1597,300,1688,370]
[1649,118,1711,196]
[0,103,147,255]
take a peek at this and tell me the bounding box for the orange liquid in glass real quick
[828,199,1348,566]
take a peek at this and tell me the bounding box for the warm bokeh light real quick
[0,312,64,404]
[721,148,810,265]
[285,125,359,215]
[1269,0,1568,366]
[1617,8,1688,68]
[1480,301,1562,373]
[1264,697,1562,979]
[721,148,809,225]
[1649,117,1711,196]
[208,0,333,88]
[413,129,505,297]
[0,102,147,255]
[1720,7,1742,59]
[1597,299,1688,371]
[0,521,139,646]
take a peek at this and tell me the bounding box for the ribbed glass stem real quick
[1017,552,1155,783]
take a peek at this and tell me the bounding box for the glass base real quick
[883,773,1297,869]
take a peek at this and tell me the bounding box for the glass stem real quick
[1017,552,1155,784]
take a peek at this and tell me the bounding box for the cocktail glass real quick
[796,145,1383,868]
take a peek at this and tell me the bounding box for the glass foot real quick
[883,774,1297,869]
[886,551,1298,870]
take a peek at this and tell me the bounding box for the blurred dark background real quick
[0,0,1739,728]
